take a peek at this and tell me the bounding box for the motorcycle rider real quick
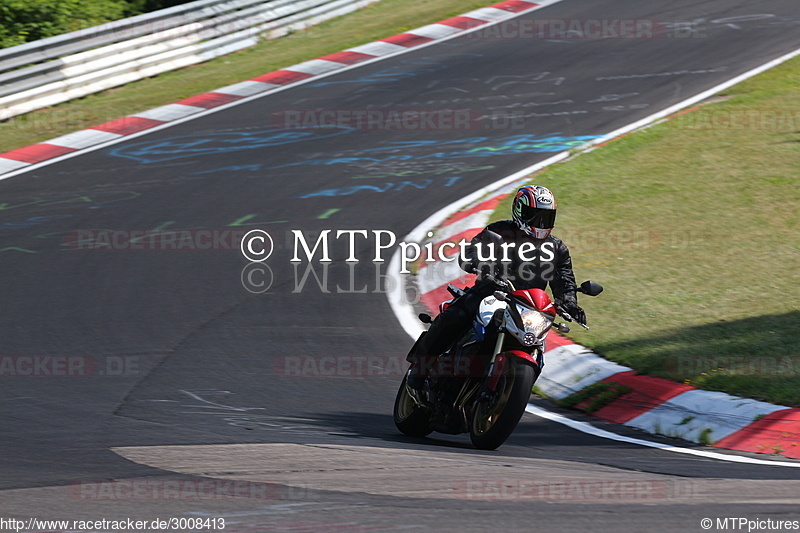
[407,184,585,389]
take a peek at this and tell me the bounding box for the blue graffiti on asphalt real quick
[298,176,463,198]
[1,214,73,231]
[192,164,262,175]
[360,134,600,153]
[270,134,601,169]
[109,128,353,163]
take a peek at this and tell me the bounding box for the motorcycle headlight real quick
[518,306,553,342]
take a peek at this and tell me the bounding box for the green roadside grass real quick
[0,0,502,152]
[490,55,800,406]
[5,0,797,406]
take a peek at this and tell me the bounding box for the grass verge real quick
[0,0,503,152]
[491,55,800,406]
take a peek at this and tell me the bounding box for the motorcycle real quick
[394,274,603,450]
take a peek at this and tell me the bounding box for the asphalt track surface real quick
[2,0,800,531]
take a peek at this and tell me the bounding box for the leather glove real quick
[558,298,586,325]
[465,261,495,279]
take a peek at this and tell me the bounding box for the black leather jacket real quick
[460,219,579,305]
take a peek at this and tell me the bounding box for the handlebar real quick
[558,309,589,330]
[487,273,589,330]
[482,273,508,289]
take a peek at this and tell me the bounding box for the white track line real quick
[525,404,800,468]
[388,44,800,466]
[0,0,565,182]
[388,44,800,345]
[388,44,800,339]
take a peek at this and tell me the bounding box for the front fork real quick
[484,331,506,393]
[485,331,546,392]
[490,331,506,366]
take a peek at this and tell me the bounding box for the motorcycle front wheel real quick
[393,374,433,437]
[470,358,536,450]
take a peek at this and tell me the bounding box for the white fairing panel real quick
[476,295,507,327]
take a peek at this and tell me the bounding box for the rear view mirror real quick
[485,230,504,245]
[578,280,603,296]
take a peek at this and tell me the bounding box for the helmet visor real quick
[520,206,556,229]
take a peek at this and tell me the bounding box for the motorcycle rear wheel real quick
[393,375,433,437]
[470,359,536,450]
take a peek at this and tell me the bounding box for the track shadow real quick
[591,311,800,406]
[304,408,621,454]
[304,410,479,450]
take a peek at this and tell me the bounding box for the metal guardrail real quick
[0,0,380,120]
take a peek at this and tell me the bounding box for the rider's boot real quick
[406,308,468,390]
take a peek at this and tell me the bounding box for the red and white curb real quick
[403,185,800,460]
[412,189,800,459]
[5,0,800,460]
[385,44,800,461]
[0,0,559,179]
